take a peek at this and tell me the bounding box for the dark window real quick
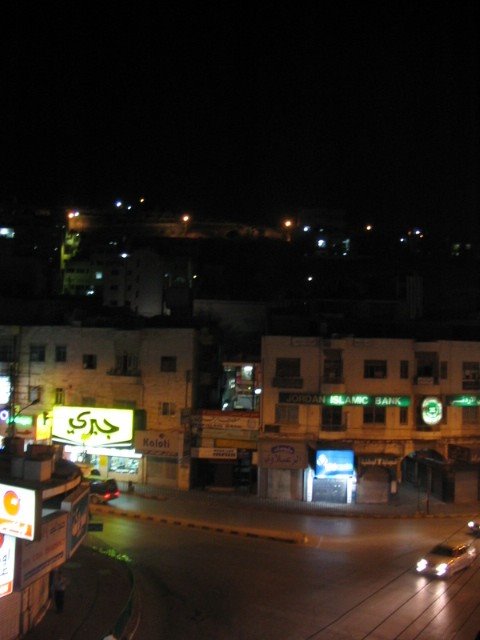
[321,406,342,427]
[161,356,177,372]
[399,407,408,425]
[274,404,299,424]
[82,354,97,370]
[55,388,65,404]
[400,360,409,379]
[29,345,46,362]
[364,360,387,379]
[275,358,300,378]
[55,345,67,363]
[161,402,176,416]
[0,345,14,362]
[363,406,386,424]
[323,349,343,382]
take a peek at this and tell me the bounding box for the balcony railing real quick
[320,423,347,432]
[322,375,344,384]
[414,376,439,385]
[107,368,142,377]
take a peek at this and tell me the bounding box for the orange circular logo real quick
[3,490,20,516]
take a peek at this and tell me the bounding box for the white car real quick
[416,539,476,578]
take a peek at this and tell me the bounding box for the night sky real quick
[1,1,478,237]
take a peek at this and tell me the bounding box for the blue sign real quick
[315,450,354,478]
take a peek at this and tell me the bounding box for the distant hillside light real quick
[366,224,373,231]
[115,201,122,208]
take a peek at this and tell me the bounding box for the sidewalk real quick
[22,483,480,639]
[21,543,137,640]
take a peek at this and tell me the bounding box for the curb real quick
[91,504,307,544]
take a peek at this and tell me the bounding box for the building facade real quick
[260,335,480,504]
[0,324,203,490]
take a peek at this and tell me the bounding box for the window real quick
[274,404,299,424]
[323,349,343,382]
[55,345,67,363]
[161,356,177,372]
[113,400,136,409]
[81,397,96,406]
[275,358,300,378]
[55,388,65,404]
[0,344,13,362]
[363,406,386,424]
[400,360,409,379]
[29,345,46,362]
[462,406,479,425]
[82,354,97,370]
[364,360,387,379]
[321,406,342,429]
[463,362,480,390]
[400,407,408,425]
[28,386,42,403]
[160,402,176,417]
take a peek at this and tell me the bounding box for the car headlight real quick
[436,563,448,576]
[416,559,428,572]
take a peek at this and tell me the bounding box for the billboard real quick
[61,483,90,557]
[52,406,134,447]
[0,483,41,541]
[0,534,15,598]
[315,450,354,478]
[16,511,67,588]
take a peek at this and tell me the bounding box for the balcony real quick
[413,376,438,385]
[320,423,347,432]
[462,380,480,391]
[272,376,303,389]
[106,367,142,378]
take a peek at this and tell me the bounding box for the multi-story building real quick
[259,335,480,505]
[0,324,204,490]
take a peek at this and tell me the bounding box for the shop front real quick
[190,410,259,492]
[50,406,143,483]
[257,440,308,501]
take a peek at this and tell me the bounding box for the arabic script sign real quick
[258,442,307,469]
[52,406,134,447]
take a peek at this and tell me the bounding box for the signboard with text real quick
[0,534,15,598]
[52,406,134,447]
[0,483,41,541]
[134,430,179,457]
[61,483,90,557]
[16,511,67,588]
[279,393,410,407]
[258,442,307,469]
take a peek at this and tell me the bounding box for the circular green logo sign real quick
[421,397,442,425]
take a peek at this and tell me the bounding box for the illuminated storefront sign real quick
[134,430,179,457]
[52,406,134,447]
[447,395,480,407]
[0,483,41,541]
[258,442,307,469]
[0,376,10,405]
[0,534,15,598]
[279,393,410,407]
[315,450,354,478]
[421,397,443,426]
[191,447,237,460]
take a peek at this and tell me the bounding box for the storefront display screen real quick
[315,450,354,478]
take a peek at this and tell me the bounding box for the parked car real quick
[468,520,480,535]
[416,539,476,578]
[88,478,120,504]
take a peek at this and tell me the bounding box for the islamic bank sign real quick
[279,393,410,407]
[52,407,134,447]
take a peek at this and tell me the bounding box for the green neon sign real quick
[447,395,480,407]
[278,393,410,407]
[422,397,442,425]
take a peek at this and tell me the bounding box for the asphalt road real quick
[90,503,480,640]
